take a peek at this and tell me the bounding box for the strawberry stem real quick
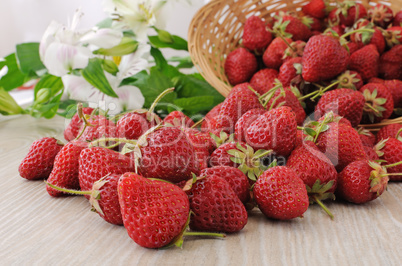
[341,28,375,39]
[298,81,341,101]
[89,137,137,148]
[384,160,402,168]
[148,87,175,114]
[183,231,226,238]
[45,181,91,195]
[191,118,204,129]
[312,195,334,220]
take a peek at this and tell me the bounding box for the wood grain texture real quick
[1,115,401,265]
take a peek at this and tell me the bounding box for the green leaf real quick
[33,74,63,101]
[148,34,188,51]
[81,58,118,98]
[168,56,194,69]
[0,53,29,91]
[173,96,215,114]
[150,47,168,70]
[16,42,46,75]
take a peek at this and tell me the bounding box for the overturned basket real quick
[188,0,401,130]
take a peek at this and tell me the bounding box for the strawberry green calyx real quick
[362,89,387,123]
[336,70,361,90]
[210,131,234,148]
[368,161,389,196]
[227,142,272,181]
[306,179,335,219]
[282,41,306,60]
[381,28,401,48]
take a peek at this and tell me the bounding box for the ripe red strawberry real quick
[249,68,279,95]
[328,3,367,27]
[287,141,337,192]
[302,35,349,82]
[383,80,402,108]
[295,129,307,148]
[363,146,380,161]
[186,175,248,233]
[46,140,88,197]
[357,127,376,148]
[200,166,250,204]
[234,108,265,142]
[337,160,389,204]
[359,83,394,123]
[77,115,117,142]
[201,102,223,132]
[246,106,297,156]
[263,37,292,69]
[376,123,402,142]
[377,138,402,181]
[302,0,327,19]
[19,137,63,180]
[163,110,194,128]
[278,57,303,89]
[78,146,134,193]
[383,26,402,48]
[368,3,394,28]
[350,20,385,54]
[209,142,246,168]
[393,10,402,26]
[335,70,363,91]
[224,47,258,85]
[314,88,365,128]
[348,44,379,82]
[242,15,272,53]
[315,121,367,172]
[253,166,309,220]
[64,107,94,141]
[208,85,262,134]
[379,44,402,80]
[280,15,313,41]
[262,86,306,126]
[117,111,161,140]
[183,128,213,171]
[118,172,190,248]
[135,126,199,183]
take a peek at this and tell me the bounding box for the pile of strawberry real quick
[17,0,402,250]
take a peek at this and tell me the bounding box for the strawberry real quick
[383,26,402,48]
[209,142,247,168]
[368,3,394,29]
[249,68,279,95]
[200,166,250,204]
[283,41,306,61]
[183,128,213,171]
[383,79,402,108]
[393,10,402,26]
[116,111,160,140]
[46,140,88,197]
[337,160,389,204]
[47,173,123,225]
[349,20,385,54]
[77,115,117,142]
[302,34,349,82]
[78,146,134,193]
[377,138,402,181]
[359,83,394,123]
[263,37,292,69]
[242,15,272,53]
[118,172,190,248]
[278,57,303,89]
[376,123,402,142]
[328,3,367,27]
[19,137,63,180]
[261,85,306,126]
[246,106,297,156]
[185,175,248,233]
[163,110,194,128]
[302,0,327,19]
[363,146,380,161]
[278,15,313,41]
[64,107,94,141]
[234,108,265,142]
[201,102,223,132]
[378,44,402,80]
[134,126,199,183]
[357,127,376,148]
[295,129,308,148]
[208,85,262,134]
[335,70,363,91]
[314,88,365,128]
[348,44,379,82]
[315,121,367,172]
[253,166,309,220]
[224,47,258,85]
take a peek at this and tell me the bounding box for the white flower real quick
[62,43,150,114]
[103,0,167,40]
[40,8,123,77]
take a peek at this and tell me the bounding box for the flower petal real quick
[117,42,151,79]
[80,28,123,49]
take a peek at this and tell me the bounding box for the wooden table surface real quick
[1,114,401,266]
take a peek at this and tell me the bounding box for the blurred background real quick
[0,0,209,57]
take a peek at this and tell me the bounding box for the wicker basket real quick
[188,0,401,130]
